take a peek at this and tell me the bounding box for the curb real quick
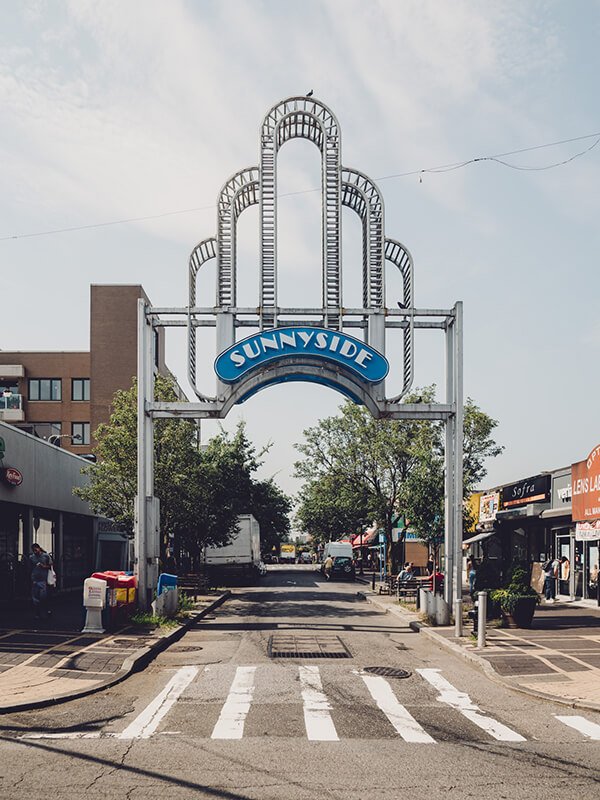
[0,591,231,714]
[418,622,600,713]
[359,589,600,712]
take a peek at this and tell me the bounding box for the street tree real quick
[294,388,502,568]
[251,478,293,557]
[295,472,372,548]
[75,377,292,563]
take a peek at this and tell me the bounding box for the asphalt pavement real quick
[1,571,599,714]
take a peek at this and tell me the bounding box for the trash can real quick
[91,571,137,628]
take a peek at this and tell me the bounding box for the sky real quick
[2,0,600,513]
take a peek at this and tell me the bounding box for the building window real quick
[28,378,61,401]
[19,422,62,441]
[72,422,90,446]
[72,378,90,401]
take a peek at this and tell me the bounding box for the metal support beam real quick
[453,301,464,636]
[135,299,155,611]
[444,314,455,610]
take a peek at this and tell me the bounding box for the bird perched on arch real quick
[306,89,314,97]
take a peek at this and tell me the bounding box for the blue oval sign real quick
[215,327,389,384]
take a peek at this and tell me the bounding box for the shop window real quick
[71,422,90,446]
[28,378,61,401]
[71,378,90,401]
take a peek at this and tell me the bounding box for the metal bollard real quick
[455,597,463,637]
[372,572,376,591]
[477,591,487,648]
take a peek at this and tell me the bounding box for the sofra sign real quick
[215,327,389,384]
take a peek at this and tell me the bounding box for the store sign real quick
[214,327,389,384]
[1,467,23,487]
[501,475,551,508]
[572,444,600,522]
[479,492,499,522]
[575,521,600,541]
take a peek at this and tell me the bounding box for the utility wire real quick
[2,130,599,242]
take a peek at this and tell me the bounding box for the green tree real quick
[75,377,292,563]
[251,479,293,557]
[400,396,504,556]
[294,388,502,568]
[295,472,371,548]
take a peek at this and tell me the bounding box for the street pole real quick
[453,302,464,637]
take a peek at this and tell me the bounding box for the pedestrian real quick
[426,555,434,575]
[398,561,413,581]
[542,556,558,603]
[29,543,52,620]
[468,559,477,596]
[323,554,334,581]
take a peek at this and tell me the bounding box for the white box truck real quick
[203,514,261,581]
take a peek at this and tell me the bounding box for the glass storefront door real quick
[555,532,571,598]
[584,541,599,601]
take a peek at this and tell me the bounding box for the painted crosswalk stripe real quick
[417,668,525,742]
[118,666,199,739]
[360,673,435,743]
[299,665,339,741]
[211,666,256,740]
[555,715,600,740]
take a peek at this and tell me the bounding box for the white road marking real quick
[360,673,435,743]
[20,732,102,739]
[555,715,600,740]
[117,666,199,739]
[211,666,256,740]
[417,668,526,742]
[299,665,339,741]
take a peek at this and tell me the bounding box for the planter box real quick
[501,596,537,628]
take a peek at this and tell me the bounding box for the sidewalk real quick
[0,590,230,713]
[358,584,600,712]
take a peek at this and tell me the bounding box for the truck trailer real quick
[202,514,262,582]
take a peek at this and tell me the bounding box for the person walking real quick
[468,559,477,596]
[29,543,52,620]
[542,556,558,603]
[323,554,334,581]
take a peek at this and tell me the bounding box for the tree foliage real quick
[294,388,503,563]
[75,376,291,561]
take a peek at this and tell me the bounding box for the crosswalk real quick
[19,664,600,744]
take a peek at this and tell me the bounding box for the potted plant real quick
[489,567,540,628]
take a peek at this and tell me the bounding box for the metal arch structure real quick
[136,95,464,638]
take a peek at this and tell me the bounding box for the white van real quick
[322,541,353,561]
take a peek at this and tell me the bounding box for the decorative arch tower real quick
[136,96,463,633]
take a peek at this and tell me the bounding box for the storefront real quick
[571,445,600,604]
[495,474,551,574]
[0,422,101,604]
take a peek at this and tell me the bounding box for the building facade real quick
[466,452,599,605]
[0,421,100,604]
[0,284,170,454]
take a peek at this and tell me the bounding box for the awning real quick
[462,529,497,546]
[540,506,572,519]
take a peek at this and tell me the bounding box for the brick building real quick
[0,285,173,453]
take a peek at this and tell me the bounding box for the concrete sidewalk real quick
[358,585,600,712]
[0,590,230,713]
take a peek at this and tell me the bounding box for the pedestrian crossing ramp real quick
[19,664,600,744]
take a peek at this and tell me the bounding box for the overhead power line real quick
[2,130,599,243]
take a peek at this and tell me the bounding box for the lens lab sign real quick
[214,327,389,384]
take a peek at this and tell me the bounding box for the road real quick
[1,566,598,799]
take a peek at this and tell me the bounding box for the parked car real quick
[330,556,356,581]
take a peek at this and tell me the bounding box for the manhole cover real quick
[363,666,411,678]
[268,634,351,659]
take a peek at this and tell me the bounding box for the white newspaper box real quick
[82,577,107,633]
